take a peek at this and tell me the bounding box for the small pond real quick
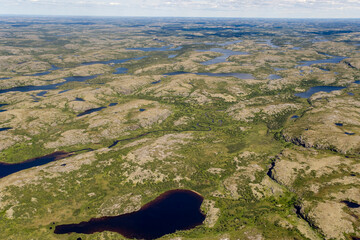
[341,200,360,208]
[268,74,282,80]
[36,91,48,97]
[77,107,106,117]
[113,67,128,74]
[345,132,355,135]
[151,80,161,84]
[75,97,85,102]
[0,127,12,132]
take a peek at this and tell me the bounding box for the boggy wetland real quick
[0,17,360,240]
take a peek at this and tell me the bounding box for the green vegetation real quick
[0,17,359,240]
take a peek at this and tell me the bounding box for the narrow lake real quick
[294,80,360,98]
[77,107,106,117]
[82,56,145,66]
[295,86,346,98]
[0,75,99,95]
[54,189,205,240]
[297,55,347,67]
[126,45,182,52]
[164,71,254,79]
[268,74,282,80]
[0,151,72,179]
[197,48,248,65]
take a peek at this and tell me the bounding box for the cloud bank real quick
[1,0,360,18]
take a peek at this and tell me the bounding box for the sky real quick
[1,0,360,18]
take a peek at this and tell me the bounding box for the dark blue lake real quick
[0,151,71,179]
[345,132,355,135]
[297,56,347,67]
[151,80,161,84]
[0,75,99,95]
[77,107,106,117]
[0,127,12,132]
[108,103,118,107]
[54,189,205,240]
[295,86,346,98]
[342,200,360,208]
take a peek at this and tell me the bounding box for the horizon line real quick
[0,14,360,20]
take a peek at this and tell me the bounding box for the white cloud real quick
[0,0,359,17]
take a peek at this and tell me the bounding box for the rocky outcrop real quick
[270,147,360,239]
